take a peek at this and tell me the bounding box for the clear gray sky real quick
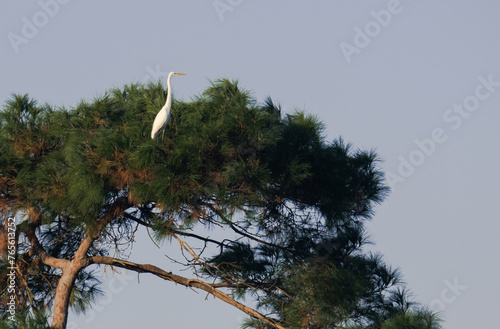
[2,1,499,328]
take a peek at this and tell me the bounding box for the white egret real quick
[151,72,186,139]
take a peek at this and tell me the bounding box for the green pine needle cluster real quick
[0,79,440,329]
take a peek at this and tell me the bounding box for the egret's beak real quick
[176,73,186,75]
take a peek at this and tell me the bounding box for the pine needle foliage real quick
[0,80,440,329]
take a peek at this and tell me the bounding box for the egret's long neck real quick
[165,74,173,110]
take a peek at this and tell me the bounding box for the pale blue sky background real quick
[1,1,499,328]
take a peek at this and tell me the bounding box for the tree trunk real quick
[51,262,80,329]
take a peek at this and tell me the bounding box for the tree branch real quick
[202,203,295,256]
[123,212,152,227]
[25,224,69,270]
[123,211,234,250]
[86,256,286,329]
[72,196,132,268]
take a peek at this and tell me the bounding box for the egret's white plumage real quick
[151,72,186,139]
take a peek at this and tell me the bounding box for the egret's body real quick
[151,72,186,139]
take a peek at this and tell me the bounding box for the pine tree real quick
[0,80,441,328]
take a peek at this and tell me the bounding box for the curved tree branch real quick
[85,255,286,329]
[25,224,69,270]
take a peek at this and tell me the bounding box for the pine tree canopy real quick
[0,79,440,329]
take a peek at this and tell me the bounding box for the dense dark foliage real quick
[0,80,440,328]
